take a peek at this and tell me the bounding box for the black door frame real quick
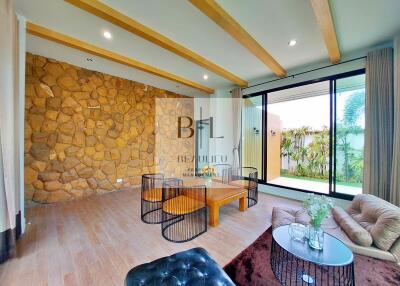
[243,69,365,200]
[195,119,210,175]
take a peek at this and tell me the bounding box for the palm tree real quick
[299,126,312,144]
[306,128,329,178]
[281,132,293,171]
[336,91,365,182]
[349,151,364,183]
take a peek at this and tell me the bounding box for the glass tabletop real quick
[272,225,354,267]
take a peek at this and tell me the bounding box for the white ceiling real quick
[331,0,400,53]
[26,34,205,97]
[16,0,400,96]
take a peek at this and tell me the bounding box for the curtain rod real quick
[239,56,367,91]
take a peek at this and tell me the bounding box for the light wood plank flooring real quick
[0,189,299,286]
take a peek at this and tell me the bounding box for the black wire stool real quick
[161,179,207,243]
[230,167,258,208]
[141,173,164,224]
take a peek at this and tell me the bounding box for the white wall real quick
[395,35,399,104]
[15,14,26,233]
[0,0,18,234]
[242,42,392,96]
[194,97,210,121]
[193,89,236,167]
[208,89,234,165]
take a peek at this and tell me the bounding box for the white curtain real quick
[364,48,395,203]
[231,87,242,170]
[391,38,400,206]
[0,0,18,263]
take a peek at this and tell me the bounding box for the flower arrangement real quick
[201,165,216,178]
[303,194,333,229]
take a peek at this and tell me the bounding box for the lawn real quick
[280,173,362,188]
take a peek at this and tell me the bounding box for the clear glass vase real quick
[204,176,212,187]
[308,226,324,250]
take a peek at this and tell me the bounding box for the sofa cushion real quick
[332,206,373,247]
[347,194,400,251]
[272,207,309,229]
[322,216,397,263]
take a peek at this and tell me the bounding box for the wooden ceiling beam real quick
[26,22,214,94]
[310,0,341,63]
[64,0,248,87]
[189,0,286,77]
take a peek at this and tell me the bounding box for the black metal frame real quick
[243,69,366,201]
[241,56,366,94]
[231,166,258,207]
[195,119,210,175]
[161,180,207,243]
[270,235,355,285]
[141,173,164,224]
[212,163,233,184]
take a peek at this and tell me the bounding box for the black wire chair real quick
[161,179,207,243]
[141,173,164,224]
[212,164,232,184]
[230,167,258,208]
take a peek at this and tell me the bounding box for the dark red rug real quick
[224,227,400,286]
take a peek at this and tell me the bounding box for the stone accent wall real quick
[24,53,194,204]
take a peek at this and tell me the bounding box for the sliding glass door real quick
[334,74,365,196]
[242,70,365,198]
[266,81,331,194]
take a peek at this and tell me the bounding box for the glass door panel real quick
[334,74,365,196]
[195,120,210,173]
[266,81,331,194]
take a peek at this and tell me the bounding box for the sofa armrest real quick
[332,206,373,247]
[389,237,400,263]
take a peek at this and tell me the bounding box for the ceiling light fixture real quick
[203,74,208,80]
[288,39,297,47]
[103,30,112,39]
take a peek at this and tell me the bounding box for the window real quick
[241,70,365,198]
[241,95,263,179]
[334,74,365,196]
[266,81,331,194]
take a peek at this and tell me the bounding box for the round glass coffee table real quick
[270,225,355,285]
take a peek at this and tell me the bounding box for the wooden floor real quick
[0,189,298,286]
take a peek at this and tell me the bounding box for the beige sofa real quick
[272,194,400,265]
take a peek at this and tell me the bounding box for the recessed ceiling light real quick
[203,74,208,80]
[103,31,112,39]
[288,39,297,47]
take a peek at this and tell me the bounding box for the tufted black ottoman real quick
[125,247,235,286]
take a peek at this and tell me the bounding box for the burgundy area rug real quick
[224,227,400,286]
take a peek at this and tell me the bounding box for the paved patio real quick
[268,177,362,196]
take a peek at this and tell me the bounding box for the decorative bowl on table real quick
[288,223,308,242]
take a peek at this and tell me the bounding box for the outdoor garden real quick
[280,91,365,188]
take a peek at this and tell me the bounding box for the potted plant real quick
[303,194,333,250]
[201,165,216,186]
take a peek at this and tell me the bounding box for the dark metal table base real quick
[270,236,355,285]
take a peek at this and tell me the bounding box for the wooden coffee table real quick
[183,177,247,227]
